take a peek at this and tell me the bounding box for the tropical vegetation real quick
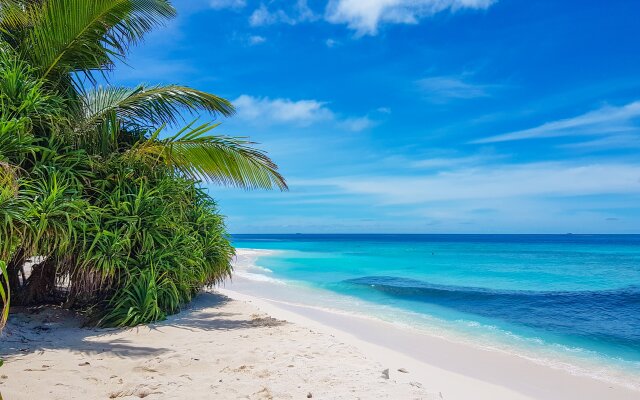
[0,0,286,329]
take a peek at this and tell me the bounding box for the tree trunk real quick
[15,256,58,305]
[6,247,26,294]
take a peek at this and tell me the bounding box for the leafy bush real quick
[0,0,285,327]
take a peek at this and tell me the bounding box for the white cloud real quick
[232,95,378,132]
[325,0,496,36]
[248,35,267,45]
[246,1,496,36]
[249,4,288,26]
[250,0,317,27]
[210,0,246,10]
[298,162,640,204]
[325,38,339,48]
[474,101,640,144]
[411,153,504,169]
[233,95,334,126]
[560,135,640,151]
[295,0,317,21]
[340,116,377,131]
[418,75,495,102]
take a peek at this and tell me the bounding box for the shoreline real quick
[224,248,640,400]
[0,247,637,399]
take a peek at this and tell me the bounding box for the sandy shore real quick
[220,249,640,400]
[0,293,438,399]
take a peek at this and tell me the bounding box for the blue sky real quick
[111,0,640,233]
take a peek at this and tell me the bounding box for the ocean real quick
[230,234,640,387]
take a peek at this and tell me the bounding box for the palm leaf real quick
[130,122,288,190]
[22,0,175,81]
[80,84,235,129]
[0,0,29,39]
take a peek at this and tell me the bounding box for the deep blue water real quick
[231,234,640,376]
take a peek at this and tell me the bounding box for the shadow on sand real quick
[0,292,284,360]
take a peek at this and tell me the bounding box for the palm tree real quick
[0,0,287,326]
[1,0,286,189]
[75,85,286,189]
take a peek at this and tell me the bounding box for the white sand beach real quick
[0,293,437,399]
[0,249,638,400]
[220,249,640,400]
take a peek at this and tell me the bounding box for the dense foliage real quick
[0,0,286,328]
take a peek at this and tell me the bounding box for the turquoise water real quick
[232,234,640,384]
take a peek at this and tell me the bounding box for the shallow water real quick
[231,234,640,387]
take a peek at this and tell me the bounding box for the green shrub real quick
[0,0,285,327]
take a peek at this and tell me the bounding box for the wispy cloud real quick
[249,0,317,27]
[325,0,497,37]
[411,153,505,169]
[232,95,378,131]
[560,134,640,151]
[209,0,246,10]
[297,162,640,204]
[339,116,378,131]
[248,35,267,45]
[325,38,340,48]
[249,5,288,26]
[417,75,497,102]
[474,101,640,144]
[245,0,496,36]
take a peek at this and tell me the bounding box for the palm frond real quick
[80,84,235,129]
[0,0,29,39]
[22,0,175,81]
[130,122,288,190]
